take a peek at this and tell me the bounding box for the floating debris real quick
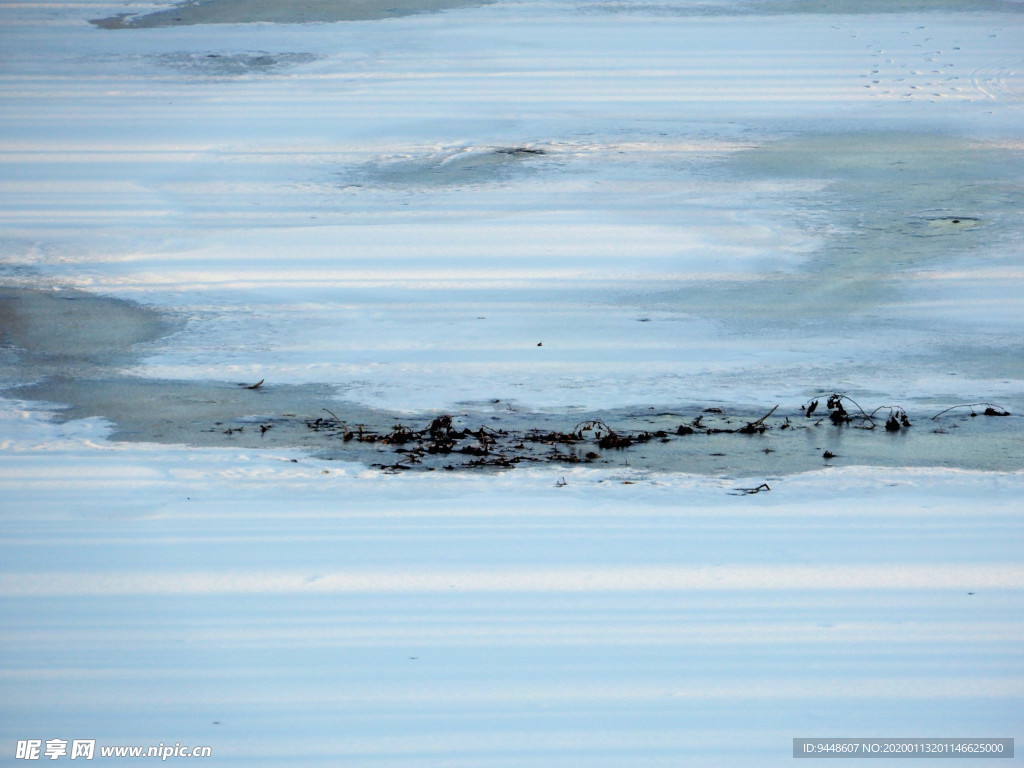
[931,402,1011,419]
[730,483,771,496]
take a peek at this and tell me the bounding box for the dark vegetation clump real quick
[495,146,546,156]
[802,393,911,431]
[241,393,1014,472]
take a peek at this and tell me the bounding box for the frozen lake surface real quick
[1,0,1022,764]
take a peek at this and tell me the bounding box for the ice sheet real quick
[1,0,1023,764]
